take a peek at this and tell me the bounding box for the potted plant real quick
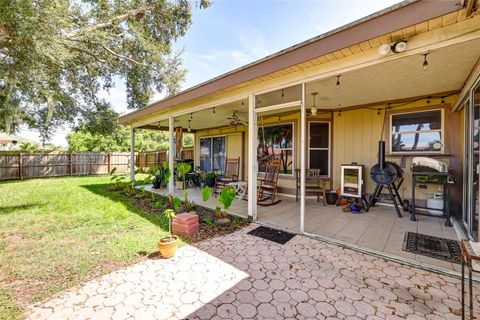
[176,162,191,190]
[154,163,171,189]
[202,186,237,225]
[158,209,178,258]
[204,171,217,188]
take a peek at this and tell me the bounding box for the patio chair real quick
[257,159,282,206]
[214,157,240,194]
[295,168,327,206]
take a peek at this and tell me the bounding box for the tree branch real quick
[65,3,156,39]
[99,44,144,66]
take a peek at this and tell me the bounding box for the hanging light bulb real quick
[441,97,445,105]
[336,75,341,88]
[377,109,381,115]
[212,107,215,114]
[338,110,342,117]
[187,120,191,133]
[281,89,285,98]
[190,113,193,120]
[422,53,429,70]
[310,92,318,116]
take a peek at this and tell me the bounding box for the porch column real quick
[129,127,135,183]
[248,94,257,220]
[300,83,306,233]
[168,116,175,195]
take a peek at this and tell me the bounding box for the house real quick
[0,133,40,151]
[120,0,480,270]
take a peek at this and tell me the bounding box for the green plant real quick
[155,162,172,187]
[201,186,237,219]
[176,162,191,189]
[205,171,217,180]
[183,189,196,212]
[167,194,182,211]
[109,167,128,191]
[163,209,176,241]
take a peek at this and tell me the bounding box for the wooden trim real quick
[453,58,480,111]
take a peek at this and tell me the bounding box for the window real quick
[390,110,443,153]
[309,122,330,176]
[199,136,226,173]
[257,123,294,175]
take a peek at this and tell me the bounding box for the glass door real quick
[472,82,480,239]
[464,81,480,241]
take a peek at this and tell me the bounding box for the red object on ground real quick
[172,213,199,237]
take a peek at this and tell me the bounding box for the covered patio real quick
[144,185,460,272]
[121,2,480,274]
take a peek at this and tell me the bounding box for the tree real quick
[67,125,194,152]
[0,0,210,141]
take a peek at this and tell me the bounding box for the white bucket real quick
[427,192,444,215]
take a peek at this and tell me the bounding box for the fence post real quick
[69,153,73,176]
[18,153,23,180]
[107,153,112,173]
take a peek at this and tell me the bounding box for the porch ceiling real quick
[145,38,480,131]
[305,38,480,109]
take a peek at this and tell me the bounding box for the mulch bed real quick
[112,189,250,244]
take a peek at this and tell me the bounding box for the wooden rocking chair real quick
[257,159,282,206]
[214,157,240,194]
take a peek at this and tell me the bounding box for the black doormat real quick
[402,232,461,264]
[247,226,295,245]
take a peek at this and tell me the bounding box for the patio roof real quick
[119,0,465,125]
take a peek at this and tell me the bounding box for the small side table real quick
[461,239,480,320]
[228,181,247,200]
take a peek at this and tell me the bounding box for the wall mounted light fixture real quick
[310,92,318,116]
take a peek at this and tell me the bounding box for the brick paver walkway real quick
[27,224,479,319]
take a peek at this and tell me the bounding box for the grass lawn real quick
[0,176,173,319]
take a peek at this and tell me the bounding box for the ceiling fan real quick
[226,110,248,126]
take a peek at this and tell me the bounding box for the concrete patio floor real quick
[144,186,463,272]
[27,224,479,320]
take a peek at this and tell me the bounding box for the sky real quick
[19,0,402,147]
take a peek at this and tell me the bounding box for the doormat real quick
[402,232,461,264]
[247,226,295,245]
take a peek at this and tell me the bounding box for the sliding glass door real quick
[199,136,226,174]
[464,80,480,240]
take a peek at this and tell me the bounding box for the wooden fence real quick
[0,148,195,180]
[135,148,195,170]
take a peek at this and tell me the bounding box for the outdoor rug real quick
[402,232,461,263]
[247,226,295,245]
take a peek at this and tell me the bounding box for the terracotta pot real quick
[158,236,178,258]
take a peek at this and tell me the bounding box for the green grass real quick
[0,176,174,319]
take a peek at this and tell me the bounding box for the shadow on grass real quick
[0,203,44,215]
[80,183,170,234]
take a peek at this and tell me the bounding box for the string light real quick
[338,110,342,117]
[336,75,341,88]
[187,120,191,133]
[212,107,215,114]
[281,89,285,98]
[190,113,193,119]
[377,109,381,115]
[441,97,445,105]
[426,97,431,104]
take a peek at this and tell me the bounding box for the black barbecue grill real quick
[366,141,405,217]
[409,157,454,226]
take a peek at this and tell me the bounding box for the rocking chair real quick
[214,157,240,194]
[257,159,282,206]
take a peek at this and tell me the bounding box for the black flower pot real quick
[153,177,161,189]
[205,177,216,188]
[326,191,338,205]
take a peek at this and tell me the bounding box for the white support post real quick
[300,83,306,233]
[168,116,175,195]
[248,94,257,220]
[130,127,135,184]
